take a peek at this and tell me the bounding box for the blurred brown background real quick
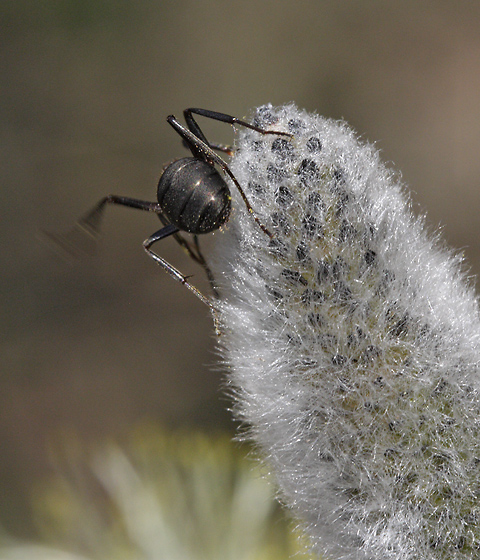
[1,0,480,537]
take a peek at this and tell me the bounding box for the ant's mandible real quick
[62,108,292,311]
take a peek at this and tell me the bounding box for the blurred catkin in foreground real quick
[0,427,308,560]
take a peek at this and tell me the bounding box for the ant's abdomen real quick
[157,157,231,234]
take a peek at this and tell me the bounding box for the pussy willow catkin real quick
[211,104,480,560]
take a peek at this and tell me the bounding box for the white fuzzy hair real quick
[212,104,480,560]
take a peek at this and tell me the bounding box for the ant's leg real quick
[85,197,215,289]
[144,226,216,311]
[181,138,234,156]
[91,198,214,295]
[167,115,277,238]
[43,195,163,260]
[81,195,162,232]
[65,194,163,240]
[192,235,219,299]
[183,108,293,145]
[146,213,219,303]
[183,107,292,159]
[156,211,218,297]
[155,209,206,268]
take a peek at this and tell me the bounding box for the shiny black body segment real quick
[157,157,230,234]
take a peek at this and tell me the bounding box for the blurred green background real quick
[2,0,480,538]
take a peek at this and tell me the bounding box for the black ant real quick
[51,108,292,313]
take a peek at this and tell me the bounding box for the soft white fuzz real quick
[212,104,480,560]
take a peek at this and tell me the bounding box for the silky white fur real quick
[212,104,480,560]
